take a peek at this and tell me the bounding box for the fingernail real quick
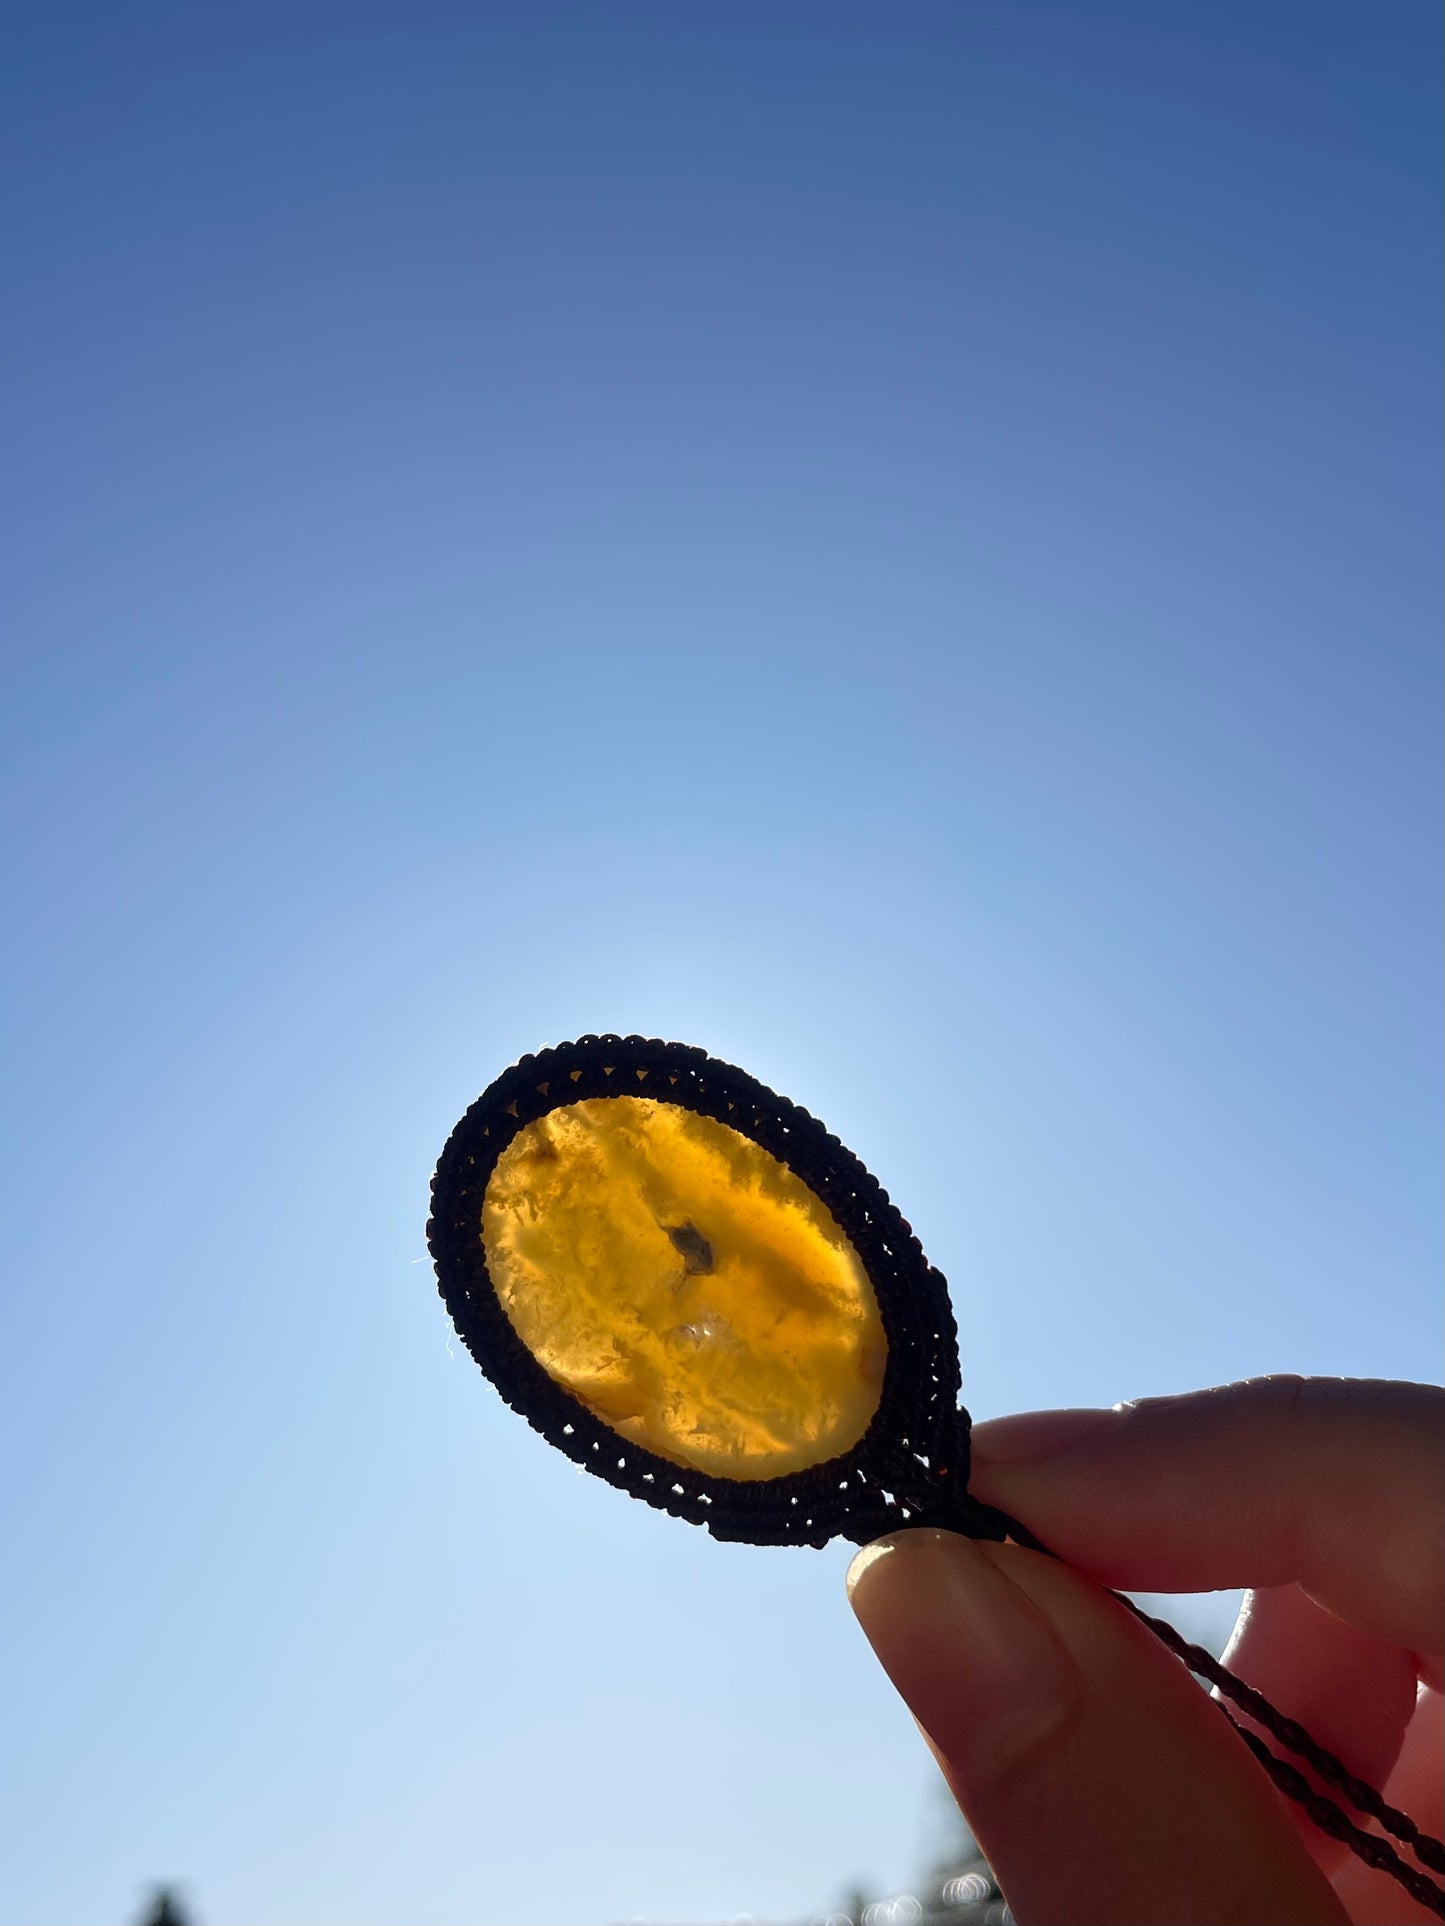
[970,1405,1126,1466]
[847,1529,1078,1770]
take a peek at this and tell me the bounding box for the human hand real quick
[846,1377,1444,1926]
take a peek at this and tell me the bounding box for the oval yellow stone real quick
[481,1095,887,1479]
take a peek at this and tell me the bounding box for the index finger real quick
[969,1377,1445,1658]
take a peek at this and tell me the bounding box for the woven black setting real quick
[428,1033,997,1548]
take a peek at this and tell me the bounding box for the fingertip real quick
[844,1529,913,1605]
[846,1527,1351,1925]
[846,1529,1082,1780]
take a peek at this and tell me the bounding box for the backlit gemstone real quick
[481,1096,886,1478]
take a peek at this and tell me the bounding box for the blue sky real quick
[1,6,1439,1923]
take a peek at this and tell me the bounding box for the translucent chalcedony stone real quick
[481,1095,887,1479]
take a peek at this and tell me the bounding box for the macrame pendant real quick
[427,1034,991,1547]
[428,1034,1445,1917]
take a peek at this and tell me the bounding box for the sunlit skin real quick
[848,1379,1445,1926]
[482,1096,887,1478]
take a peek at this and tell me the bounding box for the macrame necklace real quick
[427,1035,1445,1916]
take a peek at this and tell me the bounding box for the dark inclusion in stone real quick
[665,1222,716,1276]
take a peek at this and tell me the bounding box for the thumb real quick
[847,1529,1347,1926]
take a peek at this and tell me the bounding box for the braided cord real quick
[1123,1596,1445,1877]
[964,1496,1445,1917]
[1226,1715,1445,1917]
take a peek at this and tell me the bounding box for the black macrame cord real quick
[980,1501,1445,1915]
[428,1036,1445,1916]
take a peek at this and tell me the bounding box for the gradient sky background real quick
[2,6,1440,1924]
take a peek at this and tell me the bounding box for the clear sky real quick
[1,6,1439,1924]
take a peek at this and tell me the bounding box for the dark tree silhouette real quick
[135,1885,192,1926]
